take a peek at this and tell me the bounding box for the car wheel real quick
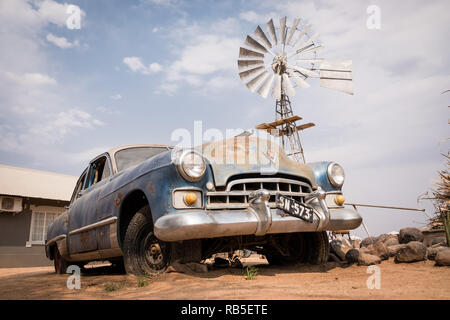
[123,205,171,275]
[54,246,68,274]
[305,231,330,265]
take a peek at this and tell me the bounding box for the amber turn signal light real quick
[184,192,198,206]
[335,195,345,206]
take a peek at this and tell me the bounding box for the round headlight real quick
[177,151,206,181]
[327,162,345,188]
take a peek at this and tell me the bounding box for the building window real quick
[27,207,63,246]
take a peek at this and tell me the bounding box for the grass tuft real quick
[245,266,258,280]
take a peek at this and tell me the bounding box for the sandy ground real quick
[0,257,449,300]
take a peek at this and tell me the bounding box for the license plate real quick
[276,193,314,223]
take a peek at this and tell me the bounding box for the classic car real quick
[45,134,362,275]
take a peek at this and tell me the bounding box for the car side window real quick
[70,170,87,204]
[85,156,112,189]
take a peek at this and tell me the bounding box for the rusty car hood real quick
[197,136,317,188]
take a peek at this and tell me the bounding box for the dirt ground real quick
[0,256,449,300]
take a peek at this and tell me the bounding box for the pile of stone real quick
[330,227,450,266]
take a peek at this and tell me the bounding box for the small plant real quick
[137,276,149,288]
[104,281,126,292]
[245,266,258,280]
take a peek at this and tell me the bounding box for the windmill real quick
[238,17,353,162]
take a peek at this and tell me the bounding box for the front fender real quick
[308,161,341,192]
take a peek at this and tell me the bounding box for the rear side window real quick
[70,170,87,204]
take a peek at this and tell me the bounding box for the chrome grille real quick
[207,178,312,210]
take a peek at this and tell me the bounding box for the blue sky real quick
[0,0,449,236]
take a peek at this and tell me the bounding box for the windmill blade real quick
[295,33,320,52]
[254,25,273,49]
[246,70,269,92]
[293,65,320,78]
[289,70,310,89]
[239,47,264,59]
[319,60,353,95]
[257,74,275,98]
[287,18,301,45]
[266,19,278,46]
[239,66,265,82]
[292,24,312,46]
[280,16,287,46]
[282,73,295,96]
[245,35,268,53]
[237,59,265,72]
[271,74,282,99]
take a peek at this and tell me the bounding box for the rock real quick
[358,252,381,266]
[360,247,371,254]
[384,235,400,247]
[435,248,450,266]
[351,239,361,249]
[376,234,390,243]
[360,236,378,247]
[367,241,389,260]
[399,228,424,244]
[387,244,407,257]
[395,241,426,263]
[330,239,352,261]
[427,246,448,260]
[345,248,360,264]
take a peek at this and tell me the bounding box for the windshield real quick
[115,147,168,172]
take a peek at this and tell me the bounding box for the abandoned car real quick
[45,135,362,274]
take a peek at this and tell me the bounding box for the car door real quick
[68,154,113,254]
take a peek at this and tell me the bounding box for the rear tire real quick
[54,246,68,274]
[123,205,171,275]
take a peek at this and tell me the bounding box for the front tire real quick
[123,206,171,275]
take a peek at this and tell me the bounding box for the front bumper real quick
[154,199,362,242]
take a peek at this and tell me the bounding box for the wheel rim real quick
[138,227,170,271]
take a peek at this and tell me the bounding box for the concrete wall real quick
[0,197,68,268]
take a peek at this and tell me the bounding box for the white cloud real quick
[110,94,122,100]
[170,36,240,76]
[4,71,57,86]
[0,108,104,153]
[156,18,243,94]
[123,57,163,74]
[149,62,163,73]
[46,33,79,49]
[239,11,276,24]
[96,106,121,115]
[0,0,100,167]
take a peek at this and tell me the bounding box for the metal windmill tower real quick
[238,17,353,162]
